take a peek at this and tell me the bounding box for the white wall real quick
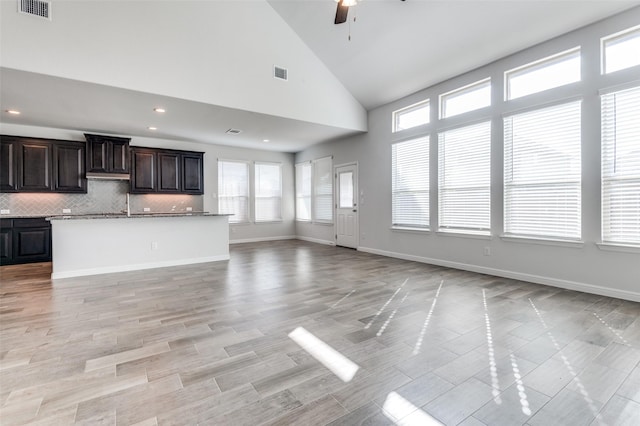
[296,8,640,302]
[0,123,296,242]
[0,0,366,132]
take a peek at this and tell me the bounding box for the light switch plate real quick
[186,207,193,211]
[144,207,151,212]
[0,209,10,214]
[62,208,71,214]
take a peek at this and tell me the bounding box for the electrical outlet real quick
[151,242,158,250]
[0,209,10,215]
[62,208,71,214]
[186,207,193,211]
[144,207,151,212]
[483,247,491,256]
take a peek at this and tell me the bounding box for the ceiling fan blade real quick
[334,1,349,24]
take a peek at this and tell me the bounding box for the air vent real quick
[226,128,242,135]
[274,66,288,81]
[18,0,51,20]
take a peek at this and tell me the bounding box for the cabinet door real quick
[182,153,204,194]
[110,140,130,173]
[17,140,51,191]
[0,139,17,192]
[0,227,12,264]
[86,138,108,173]
[53,142,87,193]
[158,152,181,192]
[13,227,51,263]
[130,149,157,193]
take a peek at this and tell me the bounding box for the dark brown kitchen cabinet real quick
[157,151,181,192]
[130,148,157,193]
[0,217,52,265]
[182,153,204,194]
[53,142,87,193]
[84,134,130,175]
[17,139,52,192]
[0,138,17,191]
[1,135,87,193]
[130,147,204,194]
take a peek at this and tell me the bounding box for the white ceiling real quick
[1,0,639,152]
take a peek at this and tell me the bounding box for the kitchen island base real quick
[49,214,229,279]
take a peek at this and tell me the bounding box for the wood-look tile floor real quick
[1,240,639,426]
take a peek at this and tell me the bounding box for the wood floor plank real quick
[0,240,638,425]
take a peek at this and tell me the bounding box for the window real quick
[313,156,333,223]
[601,85,640,246]
[218,160,249,223]
[505,48,581,100]
[255,162,282,222]
[504,100,582,240]
[295,162,312,221]
[438,121,491,233]
[392,137,430,229]
[440,78,491,119]
[393,100,430,132]
[602,25,640,74]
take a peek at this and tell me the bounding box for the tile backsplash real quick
[0,180,204,216]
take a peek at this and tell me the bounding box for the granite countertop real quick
[46,212,232,220]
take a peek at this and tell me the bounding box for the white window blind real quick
[313,156,333,223]
[295,162,312,221]
[504,100,582,240]
[392,137,430,229]
[602,85,640,245]
[438,121,491,233]
[218,160,249,223]
[255,162,282,222]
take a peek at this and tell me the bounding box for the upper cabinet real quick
[84,134,130,177]
[130,147,204,195]
[0,136,86,193]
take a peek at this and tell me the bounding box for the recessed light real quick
[148,126,157,131]
[6,110,20,115]
[154,108,166,113]
[263,139,270,143]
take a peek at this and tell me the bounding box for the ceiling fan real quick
[334,0,406,25]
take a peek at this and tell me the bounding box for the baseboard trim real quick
[296,236,336,246]
[358,246,640,302]
[230,235,296,245]
[51,255,230,280]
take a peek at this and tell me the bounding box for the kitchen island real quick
[48,213,230,279]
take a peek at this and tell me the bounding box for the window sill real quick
[313,221,334,226]
[500,234,584,248]
[391,226,430,234]
[597,242,640,254]
[437,230,492,240]
[254,220,283,224]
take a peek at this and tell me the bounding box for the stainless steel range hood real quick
[85,172,130,180]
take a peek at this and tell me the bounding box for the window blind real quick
[295,162,312,221]
[438,121,491,233]
[313,156,333,223]
[392,137,430,228]
[255,162,282,222]
[218,160,249,223]
[504,100,582,240]
[602,85,640,245]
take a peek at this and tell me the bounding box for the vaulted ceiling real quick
[1,0,638,152]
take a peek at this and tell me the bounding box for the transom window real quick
[392,100,430,132]
[439,78,491,119]
[505,48,581,100]
[602,25,640,74]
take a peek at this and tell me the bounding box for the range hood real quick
[86,172,130,180]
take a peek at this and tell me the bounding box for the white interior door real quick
[335,164,358,248]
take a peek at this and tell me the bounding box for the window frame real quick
[601,24,640,75]
[218,159,250,224]
[254,161,283,223]
[295,161,312,222]
[439,78,491,119]
[504,47,581,101]
[313,156,334,224]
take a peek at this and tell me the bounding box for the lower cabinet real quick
[0,218,52,265]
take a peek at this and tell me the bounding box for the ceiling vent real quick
[18,0,51,20]
[274,66,288,81]
[226,128,242,135]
